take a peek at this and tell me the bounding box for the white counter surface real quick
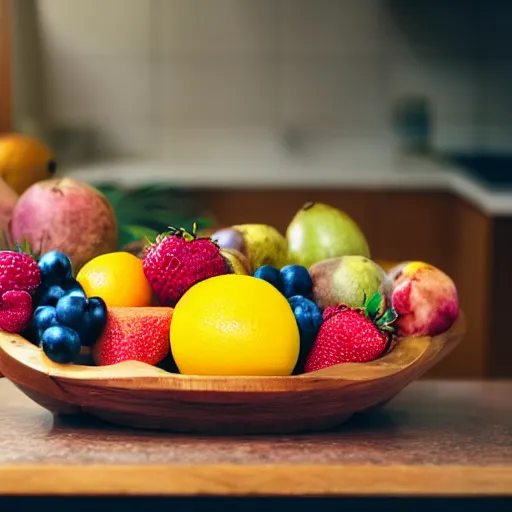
[63,152,512,216]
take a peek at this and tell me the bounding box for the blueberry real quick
[38,251,73,286]
[66,289,87,299]
[56,294,88,329]
[253,265,282,291]
[41,325,81,364]
[32,305,59,340]
[280,265,313,299]
[87,296,107,322]
[61,278,85,294]
[288,295,323,372]
[23,306,58,345]
[36,285,66,307]
[76,296,107,346]
[61,279,87,300]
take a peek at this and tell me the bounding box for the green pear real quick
[310,255,389,309]
[286,202,370,268]
[231,223,289,270]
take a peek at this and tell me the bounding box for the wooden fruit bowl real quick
[0,313,465,434]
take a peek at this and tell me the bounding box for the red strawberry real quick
[0,290,33,333]
[304,292,397,373]
[92,307,173,366]
[142,225,227,306]
[0,250,41,296]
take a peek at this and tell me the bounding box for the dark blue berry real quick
[36,285,66,307]
[41,325,81,364]
[55,295,88,329]
[38,251,73,286]
[253,265,282,291]
[32,306,58,340]
[288,295,323,373]
[280,265,313,299]
[62,279,87,301]
[23,305,58,345]
[61,278,85,294]
[66,289,87,300]
[76,296,107,346]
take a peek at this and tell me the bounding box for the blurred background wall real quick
[5,1,512,380]
[10,0,510,165]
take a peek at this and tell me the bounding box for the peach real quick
[389,261,459,337]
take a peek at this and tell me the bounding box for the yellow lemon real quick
[0,134,56,195]
[76,251,154,307]
[170,274,300,376]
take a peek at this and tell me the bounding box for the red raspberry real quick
[0,251,41,296]
[0,290,33,333]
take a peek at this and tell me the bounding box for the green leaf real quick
[378,308,398,325]
[0,232,42,260]
[97,187,125,208]
[365,291,383,321]
[122,224,159,241]
[96,183,215,249]
[375,308,398,334]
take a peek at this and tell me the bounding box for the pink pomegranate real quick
[0,178,18,239]
[10,177,118,273]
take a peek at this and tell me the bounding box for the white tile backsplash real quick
[477,58,512,152]
[481,59,512,128]
[280,0,382,57]
[44,53,151,125]
[157,127,283,162]
[431,123,479,153]
[24,0,507,162]
[36,0,151,57]
[279,56,387,134]
[155,0,279,56]
[156,55,278,128]
[389,56,478,123]
[476,126,512,153]
[94,121,154,159]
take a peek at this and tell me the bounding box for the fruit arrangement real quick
[21,250,108,363]
[0,179,460,377]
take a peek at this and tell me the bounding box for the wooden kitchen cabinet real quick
[201,188,496,379]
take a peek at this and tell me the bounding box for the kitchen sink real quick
[448,153,512,189]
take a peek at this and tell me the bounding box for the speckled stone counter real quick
[0,379,511,499]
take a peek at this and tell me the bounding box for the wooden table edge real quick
[0,464,511,497]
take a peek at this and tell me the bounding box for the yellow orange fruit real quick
[0,134,56,195]
[76,251,154,307]
[170,274,300,376]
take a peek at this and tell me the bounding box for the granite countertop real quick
[64,152,512,216]
[0,379,511,497]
